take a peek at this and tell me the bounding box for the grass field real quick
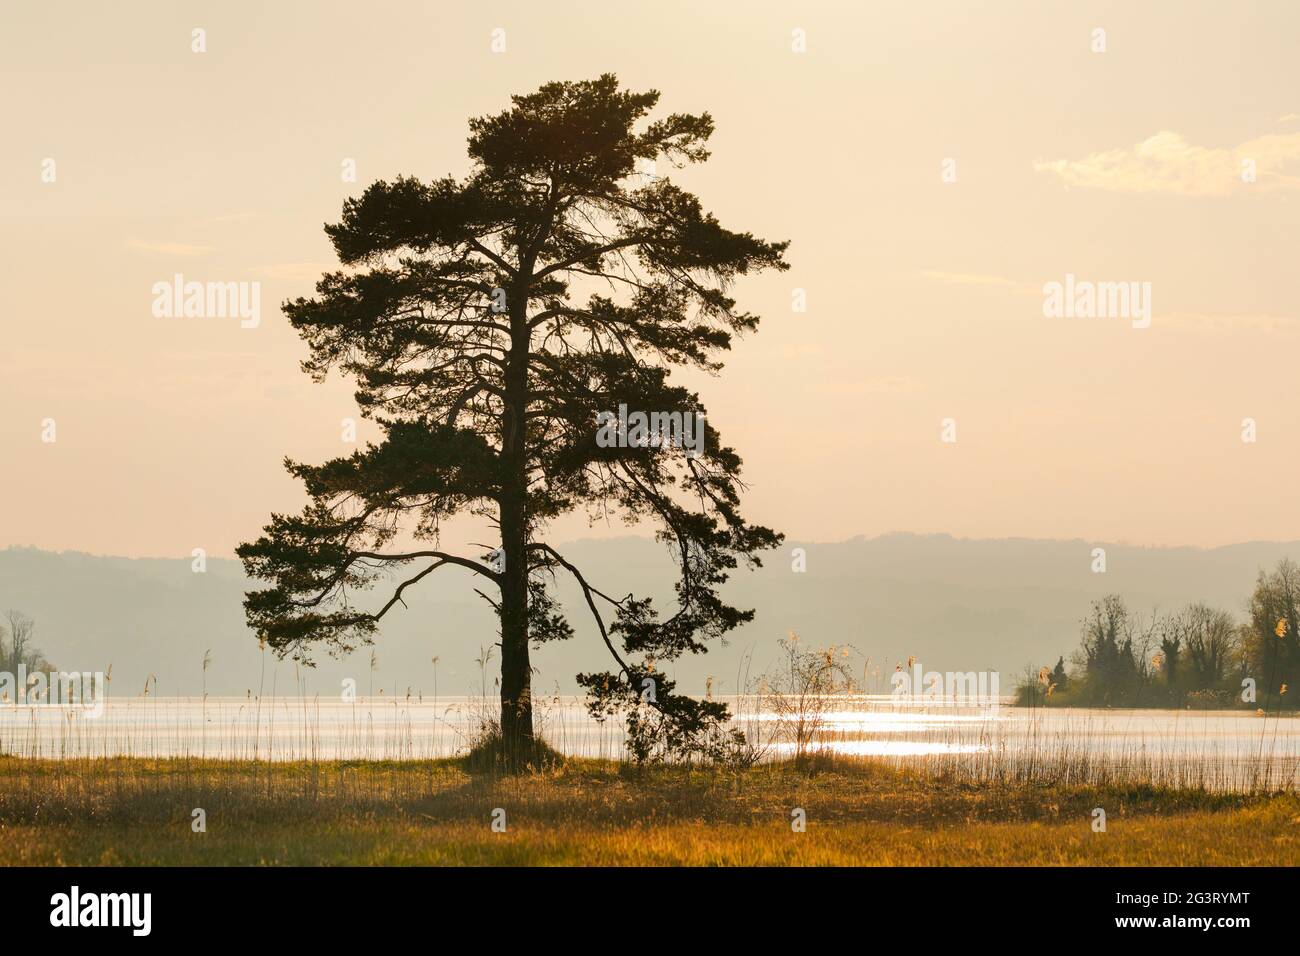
[0,754,1296,865]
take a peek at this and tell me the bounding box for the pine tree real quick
[237,76,789,765]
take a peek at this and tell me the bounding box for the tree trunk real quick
[497,281,534,767]
[498,492,534,764]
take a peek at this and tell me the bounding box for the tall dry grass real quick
[1,691,1298,794]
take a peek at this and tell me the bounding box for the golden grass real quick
[0,754,1295,865]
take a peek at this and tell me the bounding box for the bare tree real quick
[759,633,857,759]
[1174,603,1237,690]
[3,611,35,674]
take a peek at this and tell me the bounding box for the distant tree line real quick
[1017,559,1300,710]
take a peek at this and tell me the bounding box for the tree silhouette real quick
[1242,559,1300,708]
[1,610,51,676]
[237,75,788,764]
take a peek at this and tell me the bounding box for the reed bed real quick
[2,694,1297,794]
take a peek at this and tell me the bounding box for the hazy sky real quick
[2,0,1298,560]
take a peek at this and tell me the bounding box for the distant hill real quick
[0,534,1295,698]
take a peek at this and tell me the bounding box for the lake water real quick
[2,695,1296,790]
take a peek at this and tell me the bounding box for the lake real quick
[2,694,1296,790]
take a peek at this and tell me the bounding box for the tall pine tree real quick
[237,76,788,765]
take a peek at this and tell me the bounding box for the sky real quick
[2,0,1298,560]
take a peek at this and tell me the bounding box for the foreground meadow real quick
[0,754,1296,865]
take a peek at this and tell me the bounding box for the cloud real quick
[778,343,824,359]
[127,239,214,257]
[917,271,1038,294]
[815,376,923,395]
[201,212,259,225]
[1034,130,1300,196]
[1160,311,1300,335]
[256,262,336,281]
